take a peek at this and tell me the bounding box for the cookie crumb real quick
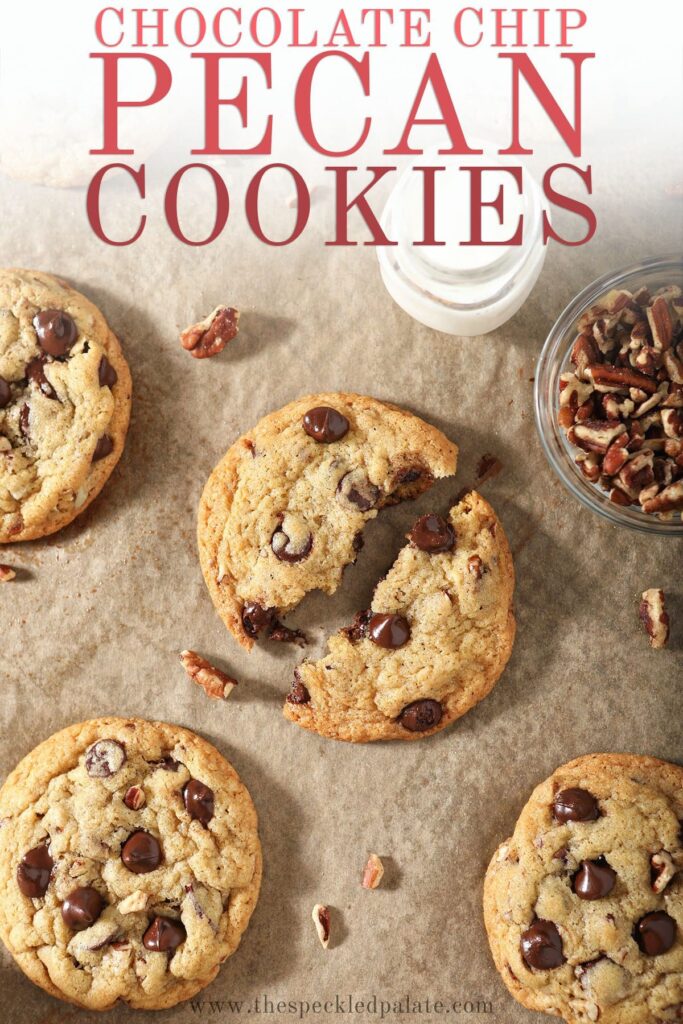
[180,306,239,359]
[639,589,670,649]
[180,650,238,699]
[0,564,16,582]
[361,853,385,890]
[312,904,330,948]
[476,453,503,484]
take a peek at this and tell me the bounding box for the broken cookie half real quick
[284,491,515,742]
[197,393,458,650]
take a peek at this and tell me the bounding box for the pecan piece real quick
[0,564,16,582]
[573,420,627,454]
[651,852,677,894]
[180,306,240,359]
[642,480,683,514]
[662,409,683,439]
[180,649,237,700]
[361,853,385,890]
[617,451,654,499]
[639,589,670,649]
[312,904,331,948]
[647,296,674,351]
[587,364,659,395]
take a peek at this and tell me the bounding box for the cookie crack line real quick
[0,718,262,1011]
[0,268,131,543]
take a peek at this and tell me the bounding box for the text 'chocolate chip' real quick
[303,406,349,443]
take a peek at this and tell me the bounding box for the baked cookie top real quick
[198,393,458,650]
[484,754,683,1024]
[0,718,262,1011]
[0,268,131,542]
[284,491,515,742]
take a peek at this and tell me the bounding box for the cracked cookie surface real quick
[484,754,683,1024]
[197,393,458,650]
[0,268,131,542]
[0,717,262,1011]
[284,491,515,742]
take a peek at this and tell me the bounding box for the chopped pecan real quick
[180,649,237,700]
[651,851,677,893]
[617,451,654,499]
[361,853,385,890]
[587,364,659,395]
[642,480,683,513]
[647,296,674,351]
[662,409,683,439]
[639,589,670,649]
[571,334,601,378]
[0,564,16,582]
[573,420,627,454]
[180,305,240,359]
[312,904,331,948]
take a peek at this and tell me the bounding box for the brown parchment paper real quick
[0,155,681,1024]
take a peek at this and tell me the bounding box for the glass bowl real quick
[534,254,683,536]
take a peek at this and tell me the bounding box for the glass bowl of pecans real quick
[535,254,683,535]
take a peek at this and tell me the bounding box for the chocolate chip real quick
[183,779,214,826]
[409,514,456,553]
[573,858,616,900]
[287,672,311,705]
[397,467,422,485]
[61,886,105,931]
[520,920,566,970]
[242,602,276,638]
[352,533,364,555]
[19,404,30,438]
[0,377,10,408]
[143,915,186,953]
[635,911,677,956]
[92,435,114,462]
[336,470,381,512]
[268,621,307,646]
[303,406,349,443]
[398,699,443,732]
[271,523,313,563]
[151,756,180,771]
[553,788,599,824]
[25,357,58,400]
[121,831,162,874]
[33,309,78,356]
[98,356,117,388]
[17,844,53,897]
[368,612,410,649]
[341,609,372,643]
[85,739,126,778]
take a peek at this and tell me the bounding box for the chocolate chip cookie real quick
[284,490,515,742]
[198,393,458,650]
[484,754,683,1023]
[0,718,261,1010]
[0,269,132,542]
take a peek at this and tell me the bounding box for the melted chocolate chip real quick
[33,309,78,356]
[341,609,372,643]
[398,699,443,732]
[98,355,118,388]
[520,920,566,970]
[573,859,616,900]
[368,612,411,649]
[19,404,30,438]
[336,470,381,512]
[635,911,677,956]
[183,779,214,826]
[271,524,313,563]
[242,602,276,638]
[85,739,126,777]
[92,434,114,462]
[17,844,53,897]
[121,831,162,874]
[143,915,187,952]
[151,756,180,771]
[397,467,423,485]
[409,513,456,553]
[25,357,58,400]
[553,788,599,824]
[302,406,349,443]
[0,377,10,408]
[61,886,105,931]
[268,621,307,646]
[287,672,311,705]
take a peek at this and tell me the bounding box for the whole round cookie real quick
[0,718,262,1011]
[0,269,132,542]
[484,754,683,1024]
[284,491,515,742]
[198,393,458,650]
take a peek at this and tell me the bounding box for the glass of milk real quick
[377,148,547,336]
